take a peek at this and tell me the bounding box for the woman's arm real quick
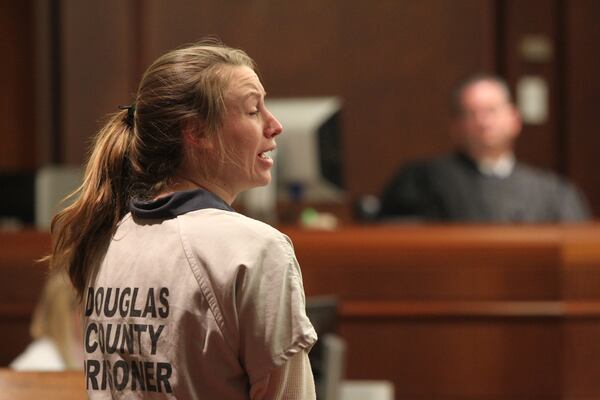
[250,350,316,400]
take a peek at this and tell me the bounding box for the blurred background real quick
[2,0,599,220]
[2,1,600,399]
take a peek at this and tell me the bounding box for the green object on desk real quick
[300,207,319,226]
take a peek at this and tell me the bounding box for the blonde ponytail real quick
[49,109,133,297]
[47,40,256,299]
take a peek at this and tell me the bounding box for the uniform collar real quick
[130,187,234,219]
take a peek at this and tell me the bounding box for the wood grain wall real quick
[5,226,600,399]
[55,0,496,198]
[1,0,599,213]
[565,0,600,222]
[283,225,600,399]
[500,0,563,171]
[0,1,36,170]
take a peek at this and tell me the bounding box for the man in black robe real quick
[379,74,591,223]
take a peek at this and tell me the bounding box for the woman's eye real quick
[249,109,260,116]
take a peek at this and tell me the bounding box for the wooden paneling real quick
[281,224,600,399]
[3,1,600,215]
[291,226,562,301]
[60,0,138,165]
[339,1,496,198]
[499,0,600,216]
[341,319,562,399]
[565,1,600,217]
[135,0,497,199]
[0,370,85,400]
[563,320,600,398]
[51,0,598,213]
[0,1,35,169]
[0,231,50,365]
[3,226,600,398]
[500,0,562,171]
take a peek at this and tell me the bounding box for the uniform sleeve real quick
[235,232,317,386]
[249,350,316,400]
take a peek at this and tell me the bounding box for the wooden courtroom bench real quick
[3,225,600,399]
[0,231,50,366]
[281,224,600,400]
[0,369,85,400]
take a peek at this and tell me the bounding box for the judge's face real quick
[454,80,521,159]
[208,66,283,200]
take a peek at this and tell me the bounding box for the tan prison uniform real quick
[83,188,317,399]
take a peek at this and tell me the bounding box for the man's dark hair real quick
[450,73,513,115]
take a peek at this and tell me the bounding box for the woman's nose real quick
[265,111,283,138]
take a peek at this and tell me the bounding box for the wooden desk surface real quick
[282,223,600,303]
[0,370,85,400]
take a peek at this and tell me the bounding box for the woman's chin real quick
[244,174,272,191]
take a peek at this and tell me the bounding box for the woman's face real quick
[208,65,282,202]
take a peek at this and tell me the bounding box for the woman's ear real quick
[182,120,213,150]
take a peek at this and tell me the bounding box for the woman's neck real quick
[156,175,235,205]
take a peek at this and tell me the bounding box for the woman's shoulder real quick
[178,209,291,249]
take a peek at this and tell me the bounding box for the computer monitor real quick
[0,171,35,227]
[34,165,82,229]
[266,97,344,202]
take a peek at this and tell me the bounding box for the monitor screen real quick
[0,171,35,227]
[266,97,344,202]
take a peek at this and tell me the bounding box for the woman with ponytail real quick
[48,40,317,399]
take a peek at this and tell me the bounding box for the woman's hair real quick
[30,270,81,369]
[48,40,256,298]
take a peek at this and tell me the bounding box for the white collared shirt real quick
[477,153,516,178]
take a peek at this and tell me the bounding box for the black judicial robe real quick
[379,153,591,223]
